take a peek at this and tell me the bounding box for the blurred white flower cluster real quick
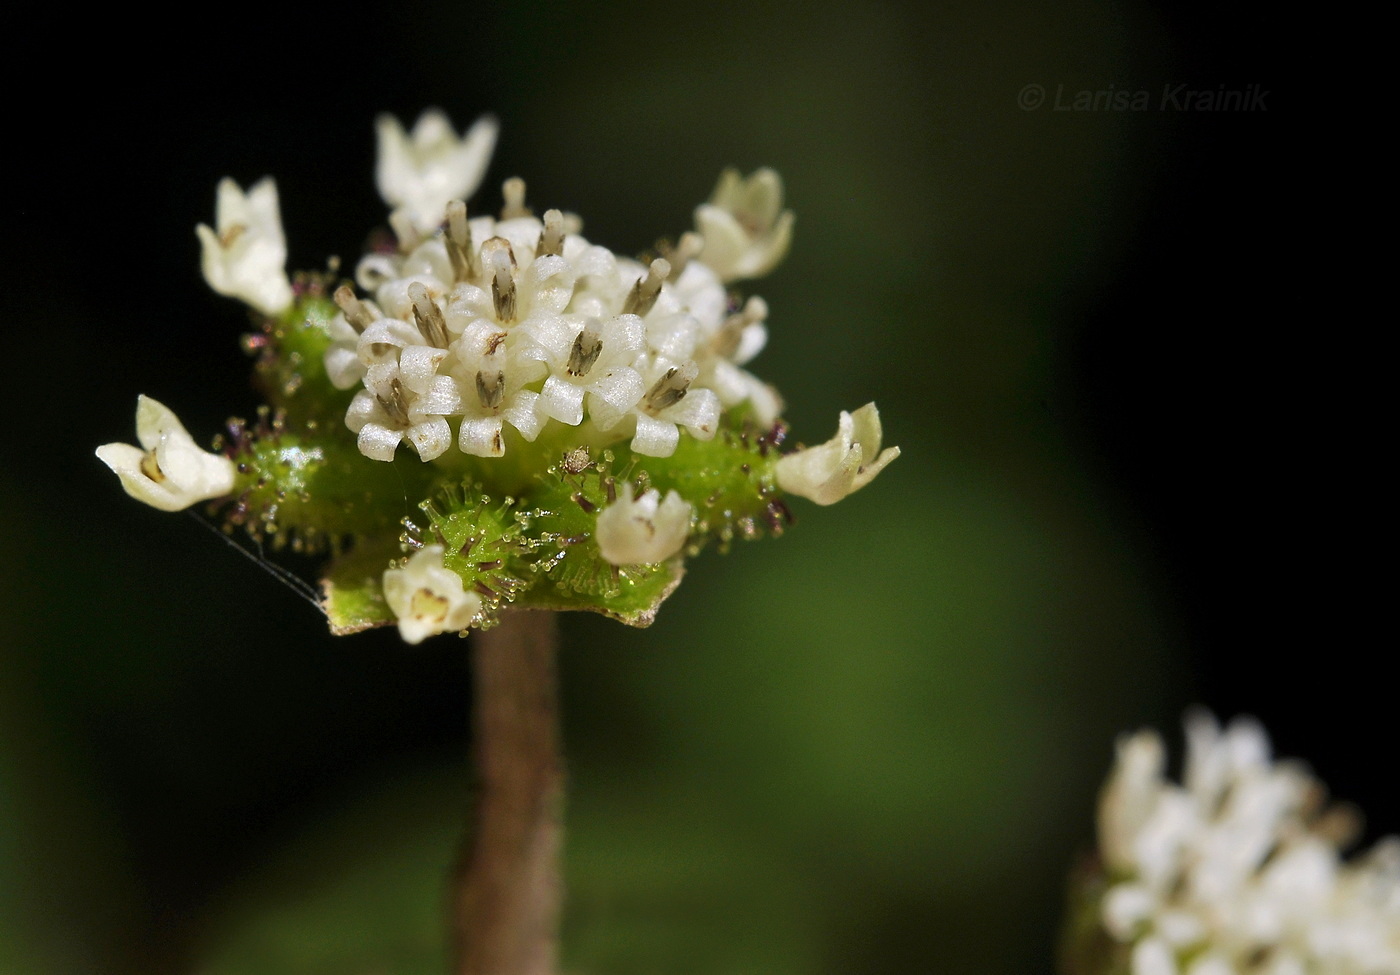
[1097,711,1400,975]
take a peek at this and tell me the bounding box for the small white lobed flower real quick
[96,396,237,512]
[196,177,294,315]
[692,167,795,283]
[381,544,482,643]
[774,403,900,505]
[594,483,692,566]
[1096,711,1400,975]
[376,110,499,235]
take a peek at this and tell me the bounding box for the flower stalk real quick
[453,610,563,975]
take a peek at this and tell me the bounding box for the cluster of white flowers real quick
[98,109,901,640]
[305,112,786,464]
[1097,711,1400,975]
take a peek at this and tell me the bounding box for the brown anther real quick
[501,177,531,220]
[445,200,475,282]
[376,378,411,426]
[218,223,247,249]
[476,370,505,410]
[139,452,167,483]
[482,237,518,322]
[388,210,421,253]
[408,282,450,348]
[661,231,703,280]
[331,284,372,333]
[644,361,698,413]
[484,331,508,356]
[712,295,767,358]
[537,208,566,257]
[622,258,671,316]
[566,323,603,377]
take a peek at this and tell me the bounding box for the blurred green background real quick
[5,2,1358,974]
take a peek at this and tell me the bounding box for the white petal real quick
[459,415,505,457]
[97,396,236,512]
[540,375,586,426]
[357,423,403,462]
[595,484,692,565]
[631,414,679,457]
[381,545,482,643]
[406,418,452,461]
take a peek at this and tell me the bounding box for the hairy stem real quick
[453,610,563,975]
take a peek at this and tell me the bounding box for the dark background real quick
[5,3,1374,974]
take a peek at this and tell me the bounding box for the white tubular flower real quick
[452,321,546,457]
[1091,711,1400,975]
[595,483,692,565]
[195,177,294,315]
[775,403,900,505]
[693,167,795,283]
[381,545,481,643]
[96,396,236,512]
[520,314,646,426]
[376,110,499,234]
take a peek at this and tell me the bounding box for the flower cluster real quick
[1082,711,1400,975]
[97,110,899,643]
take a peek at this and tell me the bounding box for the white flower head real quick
[595,483,692,566]
[376,110,499,234]
[381,545,482,643]
[693,167,795,283]
[775,402,899,505]
[96,395,237,512]
[196,177,294,315]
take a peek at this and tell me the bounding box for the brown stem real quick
[452,610,563,975]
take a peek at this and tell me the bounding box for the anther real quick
[537,208,566,258]
[566,322,603,377]
[388,210,421,252]
[501,177,531,220]
[481,237,518,323]
[713,295,768,358]
[644,361,698,413]
[476,370,505,410]
[377,378,412,426]
[333,285,376,333]
[445,200,475,282]
[663,232,703,280]
[139,452,167,483]
[408,282,450,348]
[622,258,671,316]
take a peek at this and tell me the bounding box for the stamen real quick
[566,322,603,377]
[408,282,450,348]
[481,237,517,322]
[333,285,376,333]
[218,223,247,249]
[475,370,505,410]
[663,232,703,280]
[501,177,531,220]
[537,208,566,258]
[388,210,421,252]
[713,295,768,358]
[644,361,698,413]
[445,200,475,282]
[377,378,412,427]
[622,258,671,316]
[139,452,167,483]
